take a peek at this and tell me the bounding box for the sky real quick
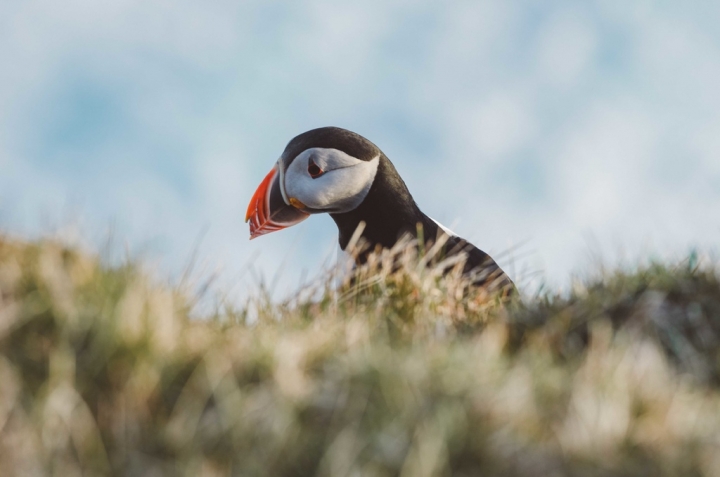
[1,0,719,299]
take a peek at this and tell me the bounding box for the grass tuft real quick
[0,235,719,476]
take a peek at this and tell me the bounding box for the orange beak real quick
[245,165,309,239]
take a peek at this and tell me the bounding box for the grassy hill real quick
[0,235,719,476]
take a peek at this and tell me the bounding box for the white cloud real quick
[1,0,719,300]
[692,119,720,176]
[460,92,535,160]
[555,99,659,227]
[432,0,515,63]
[292,1,390,83]
[535,9,598,87]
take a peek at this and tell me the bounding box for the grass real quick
[0,234,719,476]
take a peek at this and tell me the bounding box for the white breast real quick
[429,217,458,237]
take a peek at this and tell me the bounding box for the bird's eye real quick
[308,159,324,179]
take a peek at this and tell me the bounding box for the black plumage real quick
[283,127,515,293]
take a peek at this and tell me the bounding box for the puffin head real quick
[246,127,382,239]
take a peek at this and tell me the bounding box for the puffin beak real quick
[245,164,309,239]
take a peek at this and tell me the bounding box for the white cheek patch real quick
[284,148,380,213]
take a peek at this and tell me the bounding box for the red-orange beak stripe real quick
[245,167,276,239]
[245,165,309,240]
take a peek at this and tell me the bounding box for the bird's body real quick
[246,127,514,294]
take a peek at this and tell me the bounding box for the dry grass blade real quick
[0,235,719,476]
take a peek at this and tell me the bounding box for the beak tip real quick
[245,164,310,240]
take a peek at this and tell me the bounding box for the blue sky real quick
[1,1,719,298]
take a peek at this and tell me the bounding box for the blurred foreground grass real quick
[1,236,719,476]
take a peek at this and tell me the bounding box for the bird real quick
[245,127,514,294]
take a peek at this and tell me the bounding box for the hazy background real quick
[1,0,719,299]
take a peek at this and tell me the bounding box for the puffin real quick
[245,127,514,294]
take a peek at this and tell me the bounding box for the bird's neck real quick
[330,156,438,252]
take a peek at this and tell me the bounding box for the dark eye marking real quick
[308,158,324,179]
